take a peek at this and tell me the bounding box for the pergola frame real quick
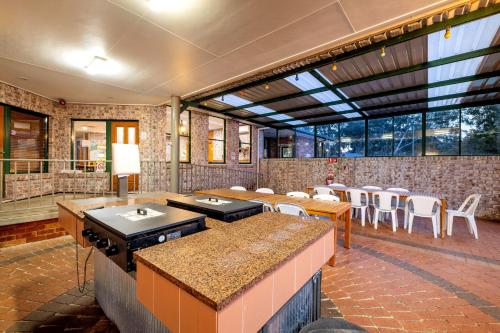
[183,5,500,129]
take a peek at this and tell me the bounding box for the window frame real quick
[238,124,252,164]
[208,116,226,164]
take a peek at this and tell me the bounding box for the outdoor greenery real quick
[264,104,499,158]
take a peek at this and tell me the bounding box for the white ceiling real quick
[0,0,459,105]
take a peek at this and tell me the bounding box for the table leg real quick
[344,209,351,249]
[327,213,337,266]
[440,199,447,239]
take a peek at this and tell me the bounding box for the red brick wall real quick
[0,219,67,248]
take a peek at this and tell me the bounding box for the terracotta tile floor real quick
[0,214,499,332]
[323,214,500,333]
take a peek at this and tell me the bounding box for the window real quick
[278,129,295,158]
[296,126,314,158]
[9,109,48,173]
[239,124,251,163]
[166,110,190,163]
[394,114,422,156]
[208,116,225,163]
[426,110,460,155]
[316,124,339,157]
[461,105,499,155]
[262,128,277,159]
[340,120,365,157]
[73,121,107,171]
[368,118,393,156]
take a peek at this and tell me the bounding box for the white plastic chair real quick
[286,191,310,198]
[329,183,346,188]
[446,194,481,239]
[249,200,275,213]
[346,189,371,226]
[256,187,274,194]
[362,186,382,208]
[386,187,410,209]
[407,195,441,238]
[313,194,340,202]
[314,187,333,195]
[275,203,309,217]
[372,191,399,232]
[230,186,246,191]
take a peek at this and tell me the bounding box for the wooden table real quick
[195,188,272,201]
[306,185,447,239]
[249,194,351,266]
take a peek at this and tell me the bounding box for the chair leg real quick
[468,216,478,239]
[361,208,366,227]
[391,211,397,232]
[431,216,438,238]
[403,209,409,229]
[447,214,453,236]
[373,210,379,229]
[408,213,414,234]
[367,207,372,224]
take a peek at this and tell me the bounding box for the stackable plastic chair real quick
[255,187,274,194]
[314,187,333,195]
[406,195,441,238]
[249,200,275,213]
[446,194,481,239]
[313,194,340,202]
[362,186,382,209]
[275,203,309,217]
[286,191,310,198]
[329,183,346,188]
[372,191,399,232]
[346,189,371,226]
[386,187,410,210]
[230,186,246,191]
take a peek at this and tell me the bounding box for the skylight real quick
[427,13,499,107]
[214,95,305,125]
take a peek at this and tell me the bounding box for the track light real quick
[295,74,299,81]
[331,61,337,71]
[221,95,224,102]
[380,46,386,57]
[444,26,451,40]
[264,83,270,90]
[202,102,208,106]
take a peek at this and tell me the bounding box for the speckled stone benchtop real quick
[134,212,334,311]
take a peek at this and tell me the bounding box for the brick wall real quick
[259,156,500,220]
[0,219,66,248]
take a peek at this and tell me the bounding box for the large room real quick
[0,1,499,332]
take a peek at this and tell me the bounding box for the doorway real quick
[111,121,139,192]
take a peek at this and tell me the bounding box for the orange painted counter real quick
[135,212,335,333]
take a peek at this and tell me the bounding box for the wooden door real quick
[111,121,139,191]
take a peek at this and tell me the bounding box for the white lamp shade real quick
[112,144,141,176]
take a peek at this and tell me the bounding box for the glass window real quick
[426,110,460,155]
[166,110,190,163]
[72,121,107,172]
[239,124,252,163]
[461,105,500,155]
[340,120,365,157]
[208,116,225,163]
[316,124,339,157]
[296,126,314,158]
[278,129,295,158]
[262,128,277,159]
[10,110,48,173]
[368,118,393,156]
[394,114,423,156]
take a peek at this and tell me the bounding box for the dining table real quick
[196,188,352,266]
[306,185,448,239]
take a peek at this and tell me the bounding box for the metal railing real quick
[0,159,262,218]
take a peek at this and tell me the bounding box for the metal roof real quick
[186,9,500,128]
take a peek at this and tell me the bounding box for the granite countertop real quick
[134,212,334,311]
[57,192,186,219]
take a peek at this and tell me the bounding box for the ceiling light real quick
[85,56,108,75]
[295,74,299,81]
[202,102,208,106]
[82,126,88,131]
[146,0,194,13]
[380,46,386,57]
[331,61,337,71]
[221,95,225,102]
[444,26,451,39]
[264,83,270,90]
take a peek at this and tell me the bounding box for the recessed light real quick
[63,49,122,76]
[146,0,195,13]
[17,77,29,81]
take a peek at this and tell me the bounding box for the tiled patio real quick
[1,215,498,333]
